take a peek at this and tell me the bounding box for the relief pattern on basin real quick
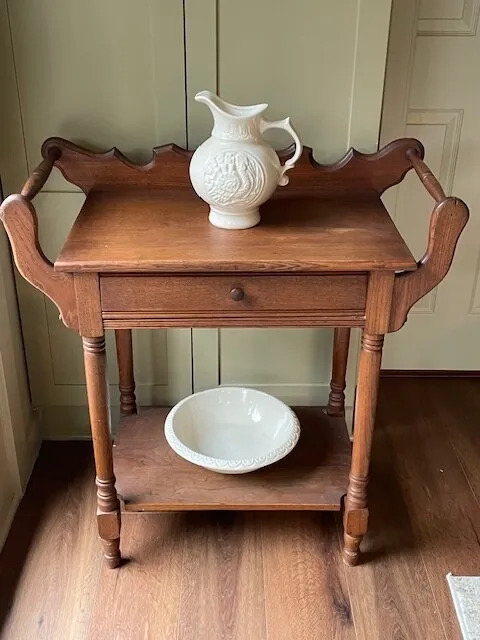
[164,387,301,474]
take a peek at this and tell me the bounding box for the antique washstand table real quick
[0,137,468,568]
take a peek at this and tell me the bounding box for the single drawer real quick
[100,274,367,313]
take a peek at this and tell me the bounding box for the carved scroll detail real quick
[276,137,424,195]
[0,195,78,330]
[41,137,193,193]
[41,136,425,197]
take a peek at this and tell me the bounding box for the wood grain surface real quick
[100,274,368,313]
[113,407,351,511]
[327,328,351,416]
[1,378,476,639]
[389,197,469,331]
[101,309,366,329]
[40,137,422,196]
[55,190,417,273]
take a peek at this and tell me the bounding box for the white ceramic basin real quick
[164,387,300,474]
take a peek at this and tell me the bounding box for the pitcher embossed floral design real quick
[189,91,302,229]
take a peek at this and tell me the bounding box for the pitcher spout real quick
[194,91,268,119]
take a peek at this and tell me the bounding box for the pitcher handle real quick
[260,117,303,186]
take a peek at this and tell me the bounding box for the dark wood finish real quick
[342,271,394,566]
[276,138,424,196]
[42,137,193,192]
[42,135,422,196]
[375,378,480,639]
[113,407,351,511]
[407,147,445,202]
[55,190,417,273]
[177,512,267,640]
[4,379,480,639]
[340,381,458,639]
[74,273,103,337]
[100,274,368,313]
[0,195,78,330]
[0,136,468,569]
[20,149,60,201]
[389,169,469,331]
[114,329,136,416]
[262,513,355,639]
[102,310,365,329]
[82,336,121,569]
[327,328,351,416]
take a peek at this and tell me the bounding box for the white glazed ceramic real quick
[189,91,302,230]
[164,387,300,474]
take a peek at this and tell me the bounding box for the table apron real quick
[101,311,365,329]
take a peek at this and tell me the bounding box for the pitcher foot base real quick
[208,207,260,230]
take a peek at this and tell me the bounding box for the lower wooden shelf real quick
[113,406,351,512]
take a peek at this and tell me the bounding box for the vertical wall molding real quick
[468,252,480,313]
[348,0,393,151]
[407,109,463,195]
[184,0,217,149]
[185,0,220,392]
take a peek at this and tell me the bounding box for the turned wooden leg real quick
[327,328,350,416]
[342,331,384,566]
[115,329,137,416]
[83,336,121,569]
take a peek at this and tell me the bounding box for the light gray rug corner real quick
[447,573,480,640]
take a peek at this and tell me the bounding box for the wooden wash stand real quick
[0,137,468,568]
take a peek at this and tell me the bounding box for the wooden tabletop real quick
[55,189,417,273]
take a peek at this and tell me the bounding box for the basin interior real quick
[171,388,295,460]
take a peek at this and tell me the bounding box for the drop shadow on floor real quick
[125,427,420,568]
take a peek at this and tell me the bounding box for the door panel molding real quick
[468,253,480,313]
[418,0,480,35]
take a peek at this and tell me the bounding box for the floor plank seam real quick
[260,515,270,640]
[419,546,449,640]
[450,441,480,511]
[174,518,188,640]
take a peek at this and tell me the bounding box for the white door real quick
[0,0,193,437]
[188,0,393,403]
[381,0,480,369]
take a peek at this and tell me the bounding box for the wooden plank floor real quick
[1,378,479,640]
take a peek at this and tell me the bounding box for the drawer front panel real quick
[100,274,367,313]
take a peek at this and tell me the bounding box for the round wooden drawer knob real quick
[230,287,245,302]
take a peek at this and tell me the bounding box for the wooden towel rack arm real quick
[0,152,78,330]
[389,151,468,332]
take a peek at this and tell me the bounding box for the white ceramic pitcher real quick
[189,91,302,230]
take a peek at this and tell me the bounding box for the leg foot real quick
[102,538,121,569]
[342,500,368,566]
[96,480,121,569]
[342,533,361,566]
